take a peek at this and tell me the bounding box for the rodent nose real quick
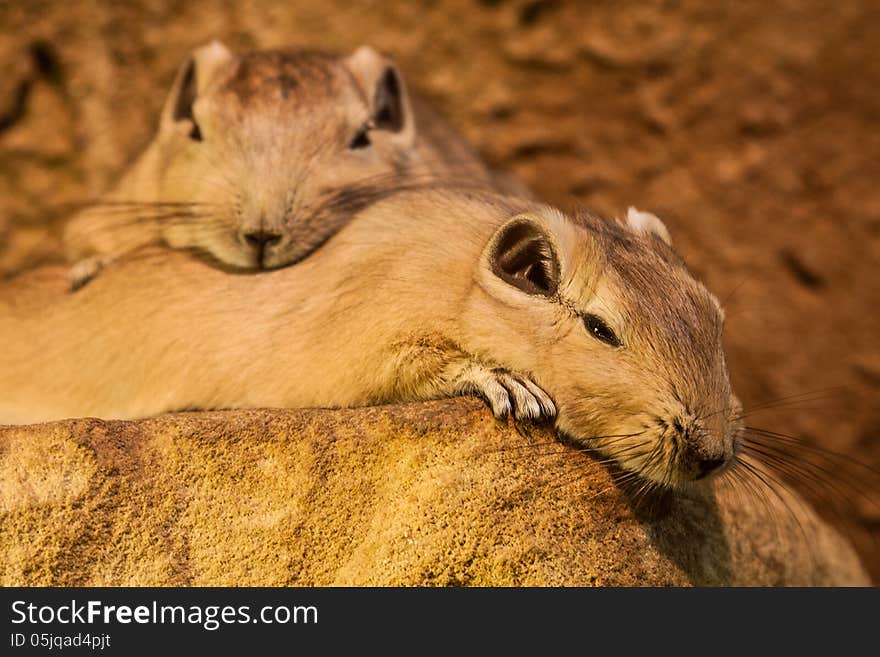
[695,457,727,479]
[243,231,282,250]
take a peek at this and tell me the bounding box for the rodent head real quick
[470,205,742,488]
[154,41,419,269]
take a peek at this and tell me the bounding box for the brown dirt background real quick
[1,0,878,580]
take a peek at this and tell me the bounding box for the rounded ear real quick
[159,41,236,139]
[625,207,672,246]
[486,215,561,297]
[345,45,415,147]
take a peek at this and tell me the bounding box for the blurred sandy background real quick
[1,0,878,579]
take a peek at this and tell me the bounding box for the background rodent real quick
[0,188,737,489]
[62,41,529,285]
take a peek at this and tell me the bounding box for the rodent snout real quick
[694,455,727,480]
[241,230,283,268]
[678,414,738,482]
[242,230,283,249]
[616,410,739,486]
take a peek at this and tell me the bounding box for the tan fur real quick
[62,42,516,281]
[2,188,737,488]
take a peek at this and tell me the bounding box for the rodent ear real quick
[160,41,236,139]
[488,216,560,297]
[346,46,415,145]
[625,207,673,246]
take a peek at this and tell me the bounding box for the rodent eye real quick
[583,314,621,348]
[349,125,371,149]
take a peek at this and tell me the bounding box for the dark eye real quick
[583,314,621,347]
[349,125,371,149]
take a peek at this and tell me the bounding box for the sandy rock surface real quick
[1,400,868,586]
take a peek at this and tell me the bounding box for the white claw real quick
[458,365,556,422]
[522,378,557,418]
[481,376,513,418]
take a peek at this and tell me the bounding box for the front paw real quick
[458,364,556,421]
[70,255,112,291]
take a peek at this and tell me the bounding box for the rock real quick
[0,399,868,586]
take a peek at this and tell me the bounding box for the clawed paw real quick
[462,366,556,422]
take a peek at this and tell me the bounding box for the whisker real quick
[741,456,818,545]
[729,457,787,545]
[745,427,880,481]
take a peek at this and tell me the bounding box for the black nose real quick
[243,231,282,250]
[696,457,727,479]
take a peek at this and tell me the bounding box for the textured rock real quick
[0,400,868,586]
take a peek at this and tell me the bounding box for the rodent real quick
[63,41,523,286]
[1,187,739,488]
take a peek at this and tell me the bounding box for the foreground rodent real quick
[1,188,738,488]
[63,41,515,286]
